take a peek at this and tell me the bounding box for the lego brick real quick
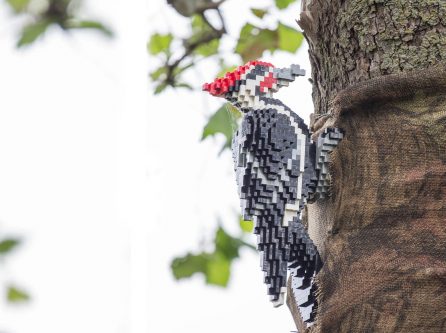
[203,61,344,324]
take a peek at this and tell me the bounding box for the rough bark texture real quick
[300,0,446,116]
[310,68,446,333]
[287,1,446,332]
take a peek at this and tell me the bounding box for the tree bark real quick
[288,1,446,332]
[300,0,446,116]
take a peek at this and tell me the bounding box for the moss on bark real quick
[300,0,446,115]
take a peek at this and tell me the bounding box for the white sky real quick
[0,1,313,332]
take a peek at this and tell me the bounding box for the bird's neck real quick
[230,96,281,113]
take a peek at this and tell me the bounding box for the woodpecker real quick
[203,61,343,324]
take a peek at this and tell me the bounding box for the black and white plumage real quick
[203,61,343,324]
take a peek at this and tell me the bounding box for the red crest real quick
[203,60,275,96]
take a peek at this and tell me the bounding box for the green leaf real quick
[171,253,209,280]
[250,8,268,18]
[235,23,278,62]
[205,252,230,286]
[170,251,230,287]
[150,67,167,81]
[172,62,194,76]
[17,20,52,47]
[194,38,219,57]
[0,238,20,255]
[187,15,220,57]
[191,14,211,33]
[7,286,30,303]
[148,33,173,55]
[215,226,256,258]
[170,224,255,288]
[275,0,295,10]
[278,23,304,53]
[215,227,244,260]
[174,82,193,90]
[188,15,213,44]
[154,83,167,94]
[5,0,30,12]
[240,219,254,233]
[201,103,240,152]
[65,20,113,37]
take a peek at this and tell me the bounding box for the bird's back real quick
[232,97,321,314]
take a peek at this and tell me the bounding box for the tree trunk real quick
[288,1,446,332]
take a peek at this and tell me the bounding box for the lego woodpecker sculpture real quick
[203,61,343,324]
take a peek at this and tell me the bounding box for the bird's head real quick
[202,60,305,111]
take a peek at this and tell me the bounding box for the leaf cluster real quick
[151,0,304,151]
[0,237,30,304]
[149,0,302,95]
[4,0,113,47]
[171,224,255,287]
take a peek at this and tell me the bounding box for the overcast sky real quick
[0,1,313,332]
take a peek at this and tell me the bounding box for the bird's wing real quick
[232,101,321,315]
[314,128,344,198]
